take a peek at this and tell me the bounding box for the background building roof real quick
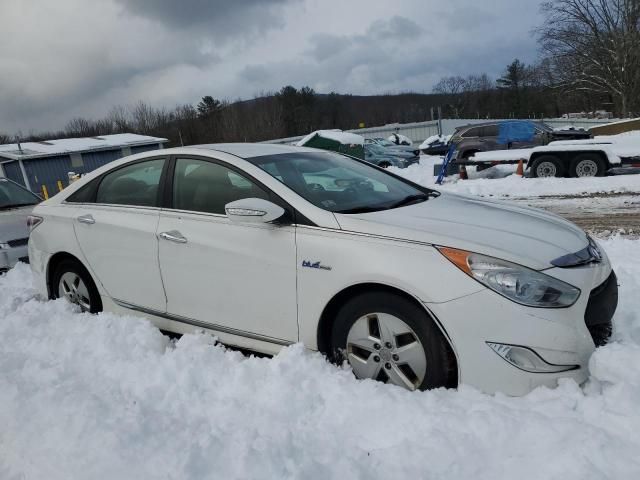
[0,133,168,161]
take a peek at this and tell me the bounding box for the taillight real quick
[27,215,43,231]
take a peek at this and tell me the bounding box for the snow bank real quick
[297,130,364,147]
[1,236,640,479]
[390,155,640,198]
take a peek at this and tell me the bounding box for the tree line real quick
[3,0,637,147]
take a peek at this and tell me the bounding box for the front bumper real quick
[426,261,616,396]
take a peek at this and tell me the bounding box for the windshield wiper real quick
[389,193,430,209]
[336,205,389,214]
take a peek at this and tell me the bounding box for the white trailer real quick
[467,132,640,178]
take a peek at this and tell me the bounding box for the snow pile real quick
[390,155,640,198]
[297,130,364,147]
[1,236,640,479]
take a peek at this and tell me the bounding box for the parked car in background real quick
[364,143,419,168]
[29,143,617,396]
[450,120,592,162]
[365,138,420,157]
[0,178,40,273]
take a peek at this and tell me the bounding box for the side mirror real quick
[225,198,285,224]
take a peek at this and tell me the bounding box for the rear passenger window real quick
[462,127,482,138]
[96,159,164,207]
[172,158,269,215]
[480,125,499,137]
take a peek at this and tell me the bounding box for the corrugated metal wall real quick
[17,144,162,196]
[263,118,616,145]
[3,161,25,187]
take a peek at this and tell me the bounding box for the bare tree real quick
[432,76,467,96]
[537,0,640,116]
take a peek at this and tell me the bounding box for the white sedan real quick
[27,144,618,395]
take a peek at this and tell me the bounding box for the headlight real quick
[438,247,581,308]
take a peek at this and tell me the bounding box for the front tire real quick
[51,259,102,313]
[331,292,457,391]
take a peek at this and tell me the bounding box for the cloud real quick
[0,0,543,134]
[113,0,300,39]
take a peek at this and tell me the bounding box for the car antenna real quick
[16,135,23,154]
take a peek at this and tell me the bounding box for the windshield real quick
[535,121,553,132]
[246,151,434,214]
[365,144,389,155]
[0,179,40,209]
[375,139,395,147]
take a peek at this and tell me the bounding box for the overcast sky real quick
[0,0,543,134]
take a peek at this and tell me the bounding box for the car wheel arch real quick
[46,252,92,299]
[316,282,459,379]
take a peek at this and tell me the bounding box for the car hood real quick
[334,192,588,270]
[0,206,33,242]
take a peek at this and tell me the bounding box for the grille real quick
[584,271,618,347]
[7,238,28,248]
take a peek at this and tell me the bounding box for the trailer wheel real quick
[570,154,606,178]
[531,155,564,178]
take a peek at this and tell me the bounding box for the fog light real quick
[487,342,579,373]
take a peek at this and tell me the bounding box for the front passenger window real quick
[173,158,269,215]
[96,159,165,207]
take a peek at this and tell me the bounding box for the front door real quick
[157,156,298,343]
[73,157,167,311]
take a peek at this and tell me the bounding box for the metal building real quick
[0,133,168,197]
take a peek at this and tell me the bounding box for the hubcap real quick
[576,159,598,177]
[536,161,557,177]
[58,272,91,312]
[346,313,427,391]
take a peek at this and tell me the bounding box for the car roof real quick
[190,143,320,158]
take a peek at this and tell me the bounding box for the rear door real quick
[71,157,167,311]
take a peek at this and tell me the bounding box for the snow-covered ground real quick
[389,155,640,198]
[1,235,640,479]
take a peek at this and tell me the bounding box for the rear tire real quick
[570,154,606,178]
[51,259,102,313]
[531,155,564,178]
[331,291,457,391]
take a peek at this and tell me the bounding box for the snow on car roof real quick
[0,133,168,161]
[296,130,365,147]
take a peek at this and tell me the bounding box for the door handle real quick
[77,214,95,225]
[159,230,188,244]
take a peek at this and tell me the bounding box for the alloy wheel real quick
[58,271,92,312]
[346,312,427,390]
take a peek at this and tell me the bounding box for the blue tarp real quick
[498,121,536,145]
